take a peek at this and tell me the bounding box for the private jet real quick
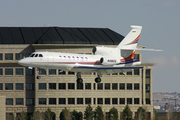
[18,25,161,83]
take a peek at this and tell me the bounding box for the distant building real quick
[0,27,153,120]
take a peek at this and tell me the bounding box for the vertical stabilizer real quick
[116,26,142,49]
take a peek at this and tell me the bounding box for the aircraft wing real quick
[121,48,162,51]
[73,66,143,75]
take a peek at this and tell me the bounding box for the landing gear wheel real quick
[95,77,101,83]
[77,78,83,83]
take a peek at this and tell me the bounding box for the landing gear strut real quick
[76,72,83,83]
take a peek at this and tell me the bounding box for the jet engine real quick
[92,46,118,56]
[100,57,120,65]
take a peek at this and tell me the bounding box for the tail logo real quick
[126,35,140,45]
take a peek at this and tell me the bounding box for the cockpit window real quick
[35,54,38,57]
[39,54,43,57]
[30,54,35,57]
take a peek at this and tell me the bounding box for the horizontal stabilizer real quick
[121,48,163,51]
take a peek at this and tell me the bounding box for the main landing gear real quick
[76,72,102,83]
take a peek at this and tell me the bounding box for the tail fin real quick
[116,26,142,49]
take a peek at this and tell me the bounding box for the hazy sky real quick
[0,0,180,92]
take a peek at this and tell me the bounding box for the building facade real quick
[0,27,153,120]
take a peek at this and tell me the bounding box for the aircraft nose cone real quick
[18,58,30,67]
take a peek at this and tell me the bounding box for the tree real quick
[60,108,72,120]
[45,108,54,120]
[94,105,104,120]
[153,108,158,120]
[16,111,27,120]
[134,107,147,120]
[72,110,82,120]
[84,104,93,120]
[6,113,14,120]
[31,110,40,120]
[109,107,118,120]
[122,105,132,120]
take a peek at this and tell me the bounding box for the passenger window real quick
[35,54,38,57]
[59,56,62,59]
[68,56,70,59]
[64,56,66,59]
[30,54,35,57]
[72,56,75,60]
[76,57,79,60]
[85,57,88,61]
[39,54,43,57]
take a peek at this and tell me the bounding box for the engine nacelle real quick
[92,46,118,56]
[100,57,120,65]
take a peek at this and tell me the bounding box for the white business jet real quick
[18,26,160,83]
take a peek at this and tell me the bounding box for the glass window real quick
[134,83,140,90]
[146,98,150,104]
[134,69,140,75]
[97,83,103,90]
[94,83,96,90]
[0,83,3,90]
[119,72,125,75]
[40,69,46,75]
[59,70,66,75]
[105,98,110,104]
[0,68,2,75]
[59,83,66,90]
[85,98,91,104]
[5,53,13,60]
[26,98,34,106]
[59,98,66,104]
[120,98,125,104]
[68,71,75,75]
[77,83,83,90]
[39,83,46,90]
[5,83,13,90]
[16,83,24,90]
[49,69,56,75]
[127,98,132,104]
[112,73,118,75]
[0,53,3,60]
[49,98,56,105]
[15,68,24,75]
[68,83,75,89]
[49,83,56,90]
[16,98,24,105]
[39,54,43,57]
[112,98,118,104]
[134,54,139,61]
[26,83,34,90]
[105,83,110,90]
[68,98,75,104]
[112,83,118,90]
[127,71,132,75]
[85,83,91,90]
[94,98,96,104]
[26,68,34,75]
[5,68,13,75]
[146,69,151,78]
[119,83,125,90]
[97,98,103,104]
[134,98,139,104]
[25,53,31,57]
[127,83,132,90]
[146,84,150,93]
[35,54,38,57]
[39,98,46,105]
[77,98,83,104]
[6,98,13,105]
[15,53,24,60]
[30,54,35,57]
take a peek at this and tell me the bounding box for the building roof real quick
[0,27,124,45]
